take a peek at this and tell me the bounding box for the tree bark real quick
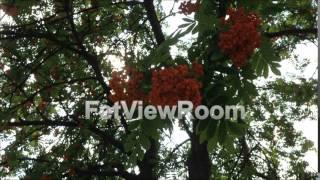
[137,139,159,180]
[187,122,211,180]
[143,0,165,45]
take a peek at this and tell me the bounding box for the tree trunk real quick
[187,131,211,180]
[137,139,159,180]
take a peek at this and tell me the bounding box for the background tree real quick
[0,0,317,179]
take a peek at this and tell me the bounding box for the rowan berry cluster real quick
[109,66,146,104]
[192,61,204,77]
[218,7,262,68]
[149,63,203,106]
[109,62,204,106]
[179,0,200,15]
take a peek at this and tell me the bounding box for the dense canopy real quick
[0,0,317,179]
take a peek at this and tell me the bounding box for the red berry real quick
[109,66,146,104]
[149,64,203,107]
[179,1,200,15]
[218,7,262,68]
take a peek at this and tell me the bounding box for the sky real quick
[292,43,318,171]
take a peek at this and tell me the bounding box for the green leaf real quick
[196,119,209,134]
[140,135,151,150]
[263,64,269,78]
[182,18,194,23]
[251,37,281,77]
[227,121,247,137]
[199,131,207,144]
[206,120,218,139]
[192,26,199,34]
[178,23,192,29]
[142,120,160,139]
[218,120,227,144]
[182,22,196,35]
[220,176,229,180]
[270,64,281,75]
[255,56,264,76]
[128,120,141,131]
[207,133,218,151]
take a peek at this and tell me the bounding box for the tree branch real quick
[1,120,77,127]
[163,138,190,165]
[7,77,95,112]
[0,117,127,155]
[0,29,111,98]
[143,0,165,45]
[112,0,143,6]
[63,1,112,98]
[264,28,317,38]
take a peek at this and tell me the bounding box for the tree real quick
[0,0,317,179]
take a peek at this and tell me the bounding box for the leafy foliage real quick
[0,0,317,179]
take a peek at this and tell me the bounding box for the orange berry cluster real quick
[109,62,204,107]
[149,62,203,106]
[179,0,200,15]
[218,7,262,68]
[192,61,204,77]
[109,66,146,104]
